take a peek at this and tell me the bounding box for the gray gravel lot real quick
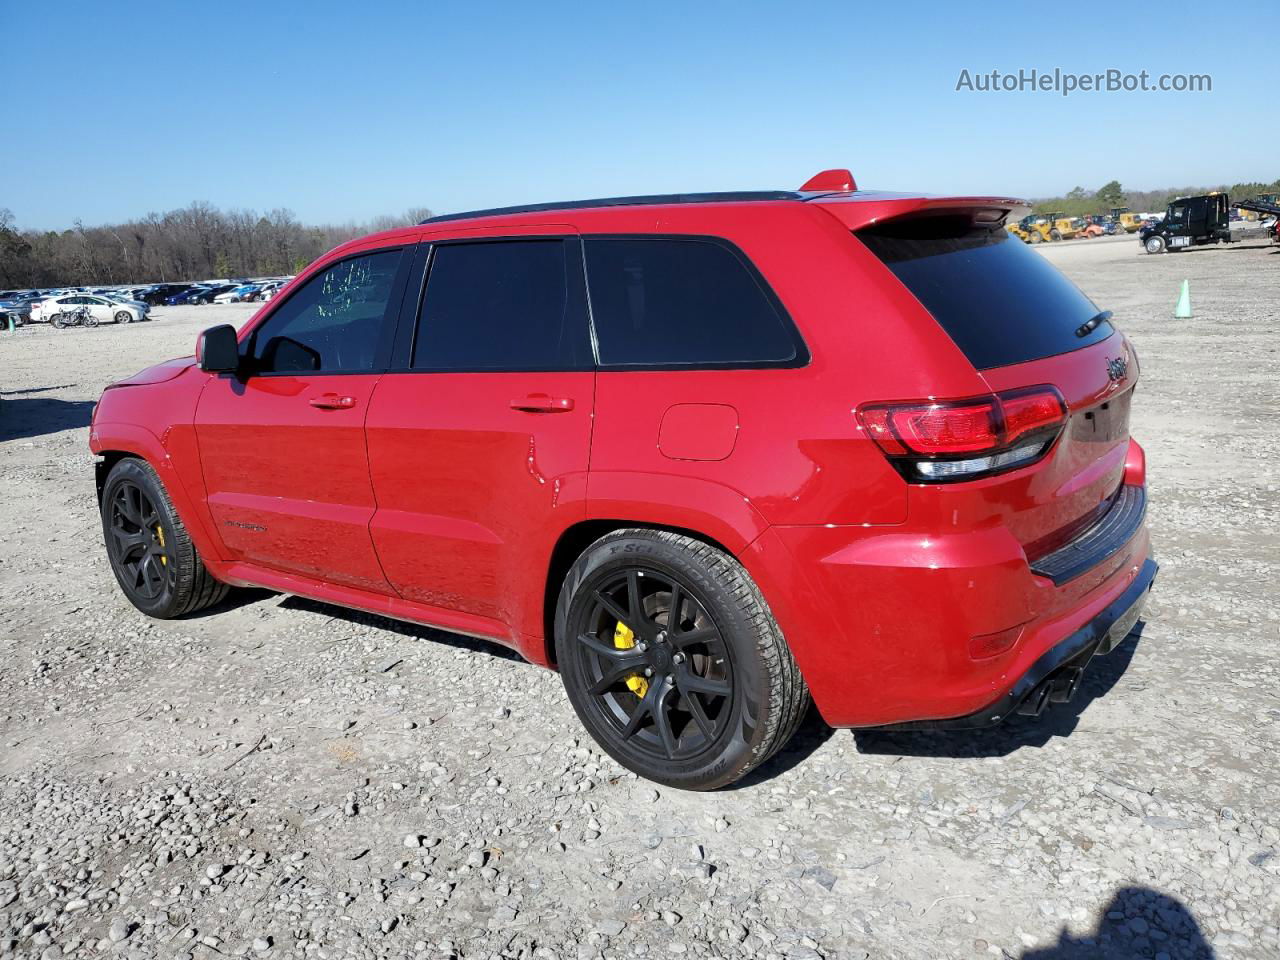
[1,235,1278,960]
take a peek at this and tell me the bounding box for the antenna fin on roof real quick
[800,169,857,192]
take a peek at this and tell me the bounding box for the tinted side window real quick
[412,240,589,371]
[583,237,800,367]
[248,249,404,373]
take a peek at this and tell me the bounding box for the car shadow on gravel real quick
[0,395,96,440]
[730,703,835,789]
[851,623,1147,759]
[1019,885,1214,958]
[277,595,528,663]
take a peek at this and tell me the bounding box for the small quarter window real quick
[583,237,800,367]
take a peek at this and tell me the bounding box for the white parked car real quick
[30,294,146,324]
[212,283,260,304]
[260,277,294,302]
[103,293,151,316]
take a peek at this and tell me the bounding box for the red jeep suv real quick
[91,169,1155,789]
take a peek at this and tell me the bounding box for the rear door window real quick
[411,239,591,371]
[583,237,803,368]
[857,216,1111,370]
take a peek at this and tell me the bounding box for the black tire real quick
[1145,235,1166,255]
[101,457,229,618]
[1028,231,1041,244]
[1050,228,1063,241]
[554,529,809,790]
[52,313,70,329]
[115,311,132,324]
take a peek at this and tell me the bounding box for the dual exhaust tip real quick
[1015,665,1086,717]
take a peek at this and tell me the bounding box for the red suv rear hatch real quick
[829,201,1138,563]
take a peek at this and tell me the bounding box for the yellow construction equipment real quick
[1110,207,1143,233]
[1010,214,1054,243]
[1048,213,1080,240]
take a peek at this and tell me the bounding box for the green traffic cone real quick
[1174,279,1192,318]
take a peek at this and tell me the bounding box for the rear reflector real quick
[968,624,1024,660]
[858,385,1066,482]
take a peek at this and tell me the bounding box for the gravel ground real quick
[1,235,1278,960]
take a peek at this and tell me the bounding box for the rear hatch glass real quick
[857,215,1112,369]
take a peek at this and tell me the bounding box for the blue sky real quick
[3,0,1275,229]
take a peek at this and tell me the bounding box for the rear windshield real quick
[857,215,1112,369]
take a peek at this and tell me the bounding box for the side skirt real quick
[208,560,525,655]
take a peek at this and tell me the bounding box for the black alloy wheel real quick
[106,478,173,602]
[555,530,810,790]
[570,566,734,762]
[100,458,229,618]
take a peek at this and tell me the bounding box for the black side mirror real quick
[198,324,240,373]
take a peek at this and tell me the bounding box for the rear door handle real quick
[510,395,575,413]
[309,393,358,410]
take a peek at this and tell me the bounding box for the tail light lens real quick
[858,385,1067,482]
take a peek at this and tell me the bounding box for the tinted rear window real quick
[858,216,1111,369]
[583,237,802,367]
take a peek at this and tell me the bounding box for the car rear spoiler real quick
[811,194,1031,232]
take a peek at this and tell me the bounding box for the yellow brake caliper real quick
[612,622,648,698]
[155,524,167,565]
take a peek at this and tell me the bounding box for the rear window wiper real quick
[1075,310,1112,338]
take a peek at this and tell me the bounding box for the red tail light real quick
[858,385,1067,482]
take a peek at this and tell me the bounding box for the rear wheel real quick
[101,458,229,618]
[52,312,70,328]
[1145,235,1167,254]
[1050,228,1063,241]
[555,529,809,790]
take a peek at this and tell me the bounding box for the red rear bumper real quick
[741,479,1154,729]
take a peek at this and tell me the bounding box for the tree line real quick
[0,203,434,290]
[1031,178,1280,218]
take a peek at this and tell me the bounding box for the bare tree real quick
[3,201,435,287]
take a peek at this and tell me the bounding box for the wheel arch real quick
[539,518,740,667]
[91,423,225,564]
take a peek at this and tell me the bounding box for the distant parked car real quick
[194,284,239,304]
[31,294,145,324]
[103,293,152,317]
[213,283,260,303]
[0,298,32,327]
[137,284,195,305]
[164,287,212,306]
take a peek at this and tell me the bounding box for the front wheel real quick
[101,458,229,618]
[115,311,132,324]
[1145,235,1167,254]
[555,530,810,790]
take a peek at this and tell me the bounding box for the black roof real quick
[420,191,805,224]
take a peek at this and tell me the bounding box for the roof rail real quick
[419,191,804,224]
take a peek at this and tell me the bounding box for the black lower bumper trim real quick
[1030,484,1147,586]
[875,556,1158,731]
